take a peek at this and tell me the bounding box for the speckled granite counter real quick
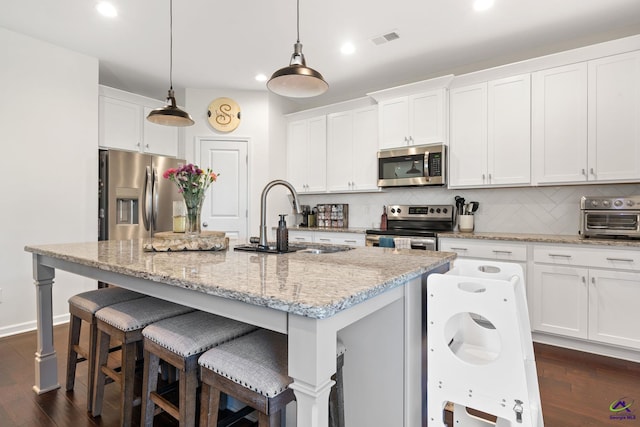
[25,240,452,424]
[25,239,453,319]
[438,231,640,248]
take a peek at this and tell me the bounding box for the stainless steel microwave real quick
[377,144,446,187]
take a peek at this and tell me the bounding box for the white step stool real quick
[427,259,544,427]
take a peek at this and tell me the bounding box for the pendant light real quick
[147,0,194,127]
[267,0,328,98]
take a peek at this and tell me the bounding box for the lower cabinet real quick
[288,230,365,247]
[532,244,640,350]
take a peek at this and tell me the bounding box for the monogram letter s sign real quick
[207,97,241,132]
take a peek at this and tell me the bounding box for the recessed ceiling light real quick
[255,74,267,82]
[473,0,494,11]
[96,1,117,18]
[341,42,356,55]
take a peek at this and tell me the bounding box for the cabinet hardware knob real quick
[590,168,595,175]
[582,276,586,283]
[202,222,208,227]
[581,169,586,175]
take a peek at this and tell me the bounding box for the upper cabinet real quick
[449,74,531,188]
[377,90,447,149]
[287,116,327,193]
[326,106,379,192]
[99,86,179,157]
[532,51,640,184]
[368,75,453,150]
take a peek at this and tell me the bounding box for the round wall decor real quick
[207,97,241,132]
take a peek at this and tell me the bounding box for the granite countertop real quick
[25,240,454,319]
[438,231,640,248]
[287,226,368,234]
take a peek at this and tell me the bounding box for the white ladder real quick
[426,259,544,427]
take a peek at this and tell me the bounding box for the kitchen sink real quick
[233,244,353,254]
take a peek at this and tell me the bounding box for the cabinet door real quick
[409,90,446,145]
[588,51,640,182]
[532,63,588,184]
[449,83,488,187]
[531,264,588,339]
[352,106,379,191]
[589,269,640,349]
[306,116,327,192]
[378,97,409,149]
[327,111,354,192]
[142,106,179,157]
[99,96,141,151]
[488,74,531,185]
[287,120,310,192]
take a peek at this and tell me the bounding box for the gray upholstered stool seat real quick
[198,329,294,427]
[66,287,144,411]
[140,310,257,427]
[92,297,193,427]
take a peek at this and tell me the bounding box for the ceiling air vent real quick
[370,31,400,46]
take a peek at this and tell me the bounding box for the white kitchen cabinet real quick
[587,51,640,182]
[288,230,365,247]
[532,63,588,184]
[532,244,640,350]
[449,74,531,188]
[377,89,447,149]
[286,116,327,193]
[532,50,640,185]
[327,106,378,192]
[98,86,179,157]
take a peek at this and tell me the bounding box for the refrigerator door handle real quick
[142,166,152,231]
[152,167,159,231]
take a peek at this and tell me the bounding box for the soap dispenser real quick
[276,214,289,252]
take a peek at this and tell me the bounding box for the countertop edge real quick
[437,231,640,247]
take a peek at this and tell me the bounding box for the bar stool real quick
[66,287,144,410]
[198,329,347,427]
[140,310,257,427]
[92,297,194,427]
[198,329,294,427]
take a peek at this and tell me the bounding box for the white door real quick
[198,138,248,239]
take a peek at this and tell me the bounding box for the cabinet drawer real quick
[439,238,527,261]
[289,231,313,243]
[533,245,640,271]
[315,232,365,247]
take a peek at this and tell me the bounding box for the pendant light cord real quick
[296,0,300,43]
[169,0,174,91]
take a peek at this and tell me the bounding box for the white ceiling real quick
[3,0,640,109]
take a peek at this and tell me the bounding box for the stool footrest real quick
[217,405,256,427]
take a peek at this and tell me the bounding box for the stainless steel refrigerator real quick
[99,149,185,240]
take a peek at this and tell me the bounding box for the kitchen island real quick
[25,240,455,427]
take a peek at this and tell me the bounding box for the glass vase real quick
[185,198,203,236]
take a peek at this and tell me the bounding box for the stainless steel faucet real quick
[258,180,301,249]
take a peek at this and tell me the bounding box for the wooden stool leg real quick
[179,363,199,427]
[86,321,99,412]
[141,350,160,427]
[65,314,82,392]
[258,410,281,427]
[92,329,110,416]
[120,341,137,427]
[199,384,221,427]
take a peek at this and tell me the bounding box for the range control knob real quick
[628,200,635,207]
[591,200,599,207]
[614,200,623,207]
[396,208,402,214]
[443,208,448,214]
[436,208,441,213]
[390,208,396,214]
[603,200,610,207]
[430,208,435,213]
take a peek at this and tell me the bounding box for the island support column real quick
[288,314,337,427]
[32,254,60,394]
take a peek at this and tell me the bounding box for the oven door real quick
[581,210,640,237]
[365,234,437,250]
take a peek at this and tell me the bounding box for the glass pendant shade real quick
[147,89,195,126]
[268,42,328,98]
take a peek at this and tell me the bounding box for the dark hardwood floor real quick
[2,324,640,426]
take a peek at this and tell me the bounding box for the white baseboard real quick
[0,313,70,338]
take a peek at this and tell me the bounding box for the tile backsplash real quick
[298,183,640,235]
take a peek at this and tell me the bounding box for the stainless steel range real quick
[365,204,455,250]
[579,195,640,239]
